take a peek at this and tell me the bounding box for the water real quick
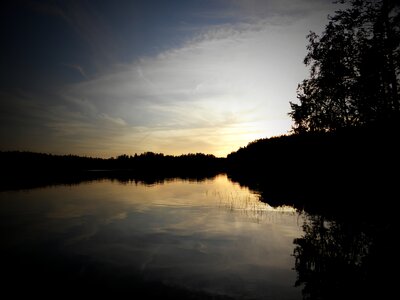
[0,174,304,299]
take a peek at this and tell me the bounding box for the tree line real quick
[0,151,225,190]
[290,0,400,132]
[0,151,224,173]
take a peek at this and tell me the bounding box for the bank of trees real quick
[290,0,400,132]
[0,151,223,174]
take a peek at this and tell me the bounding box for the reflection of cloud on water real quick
[1,175,303,299]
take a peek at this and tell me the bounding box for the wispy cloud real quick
[25,0,119,73]
[227,0,337,21]
[1,0,337,157]
[62,63,88,79]
[56,19,316,156]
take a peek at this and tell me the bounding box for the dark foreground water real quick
[0,175,304,299]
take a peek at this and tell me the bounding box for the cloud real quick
[227,0,337,21]
[24,0,119,73]
[1,1,337,157]
[56,19,316,156]
[62,63,88,79]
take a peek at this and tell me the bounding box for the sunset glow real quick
[1,0,337,157]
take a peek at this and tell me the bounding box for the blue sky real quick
[1,0,338,157]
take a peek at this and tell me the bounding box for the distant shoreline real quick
[2,125,399,218]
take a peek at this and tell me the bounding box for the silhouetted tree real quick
[290,0,400,132]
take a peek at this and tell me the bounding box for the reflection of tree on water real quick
[293,214,396,300]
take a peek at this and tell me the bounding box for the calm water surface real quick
[0,174,304,299]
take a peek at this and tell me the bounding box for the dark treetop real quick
[289,0,400,132]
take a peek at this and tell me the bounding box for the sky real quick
[0,0,339,158]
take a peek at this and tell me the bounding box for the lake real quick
[0,174,304,299]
